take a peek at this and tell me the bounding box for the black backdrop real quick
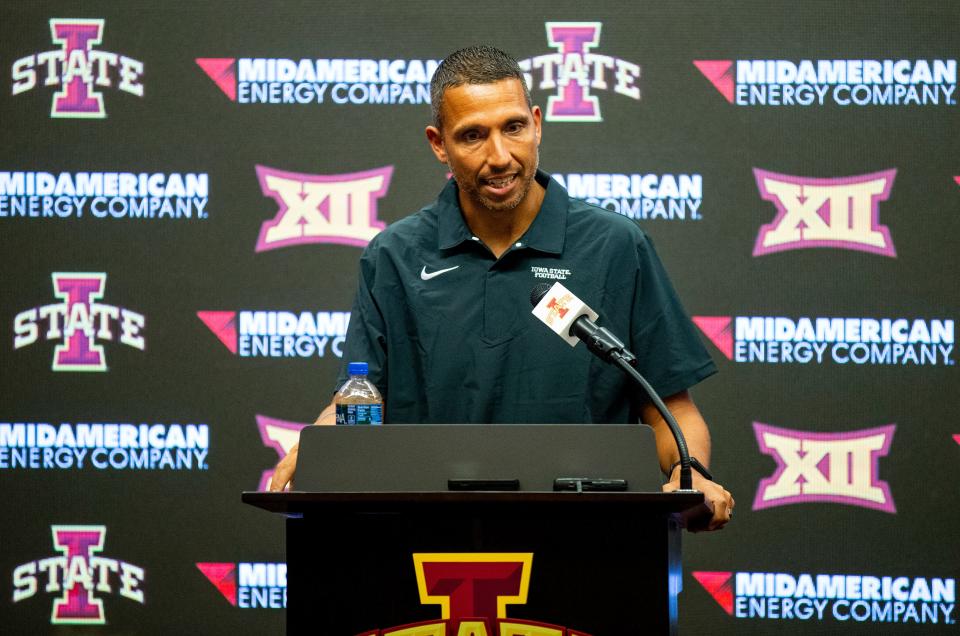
[2,1,958,634]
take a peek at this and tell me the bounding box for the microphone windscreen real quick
[530,282,553,307]
[529,281,599,347]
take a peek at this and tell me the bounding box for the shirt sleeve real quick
[629,233,717,400]
[334,241,388,400]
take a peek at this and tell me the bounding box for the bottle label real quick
[336,404,383,425]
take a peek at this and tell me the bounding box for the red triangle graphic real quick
[196,562,237,606]
[693,571,734,615]
[953,434,960,446]
[692,316,733,360]
[196,58,237,101]
[693,60,735,103]
[197,311,238,354]
[954,176,960,187]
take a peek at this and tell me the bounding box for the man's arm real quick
[641,390,734,531]
[268,236,388,492]
[267,398,337,492]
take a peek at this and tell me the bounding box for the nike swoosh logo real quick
[420,265,460,280]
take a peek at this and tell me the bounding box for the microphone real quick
[530,282,696,492]
[530,282,636,364]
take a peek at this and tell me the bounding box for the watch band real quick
[668,457,714,481]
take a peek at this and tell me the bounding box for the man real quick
[270,46,734,531]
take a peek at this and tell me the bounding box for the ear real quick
[531,105,542,145]
[425,125,448,164]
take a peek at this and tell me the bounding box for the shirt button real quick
[471,236,480,241]
[515,242,522,247]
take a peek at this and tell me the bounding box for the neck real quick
[460,180,546,258]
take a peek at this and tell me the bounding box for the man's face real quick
[426,78,542,213]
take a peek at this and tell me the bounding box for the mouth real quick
[480,173,518,195]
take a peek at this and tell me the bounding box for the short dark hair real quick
[430,45,532,129]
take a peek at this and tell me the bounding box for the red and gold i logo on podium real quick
[357,553,592,636]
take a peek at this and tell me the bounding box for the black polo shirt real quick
[335,170,716,423]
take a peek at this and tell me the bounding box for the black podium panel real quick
[246,492,701,636]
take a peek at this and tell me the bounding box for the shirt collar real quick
[437,170,568,254]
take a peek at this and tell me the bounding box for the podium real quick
[243,425,706,636]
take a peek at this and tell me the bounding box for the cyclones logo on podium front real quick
[360,553,591,636]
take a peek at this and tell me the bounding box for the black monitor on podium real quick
[294,423,665,492]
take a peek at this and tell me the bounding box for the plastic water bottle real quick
[335,362,383,425]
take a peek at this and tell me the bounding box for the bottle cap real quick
[347,361,369,376]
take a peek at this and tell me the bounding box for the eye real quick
[461,130,482,143]
[505,121,525,134]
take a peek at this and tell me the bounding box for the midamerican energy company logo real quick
[254,164,390,251]
[197,562,286,609]
[197,310,349,359]
[753,422,895,513]
[753,168,896,257]
[0,422,208,471]
[518,22,641,122]
[11,19,144,118]
[0,171,210,220]
[693,315,954,366]
[12,525,145,624]
[196,57,439,105]
[552,173,703,220]
[693,570,955,626]
[695,59,956,106]
[363,553,592,635]
[13,273,146,372]
[255,415,307,491]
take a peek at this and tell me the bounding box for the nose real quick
[486,133,511,171]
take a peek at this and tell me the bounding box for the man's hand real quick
[267,401,337,492]
[641,390,733,531]
[663,468,734,532]
[268,443,299,492]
